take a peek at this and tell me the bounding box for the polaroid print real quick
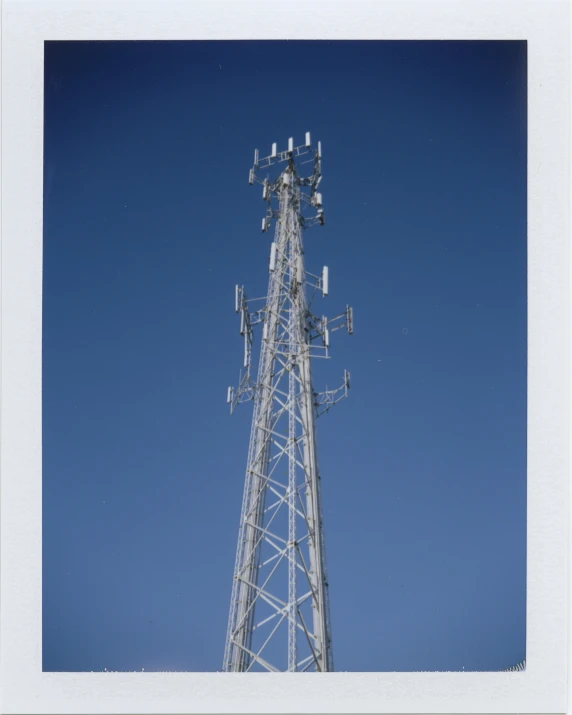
[41,38,527,676]
[1,0,569,713]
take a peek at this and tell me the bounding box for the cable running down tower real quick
[223,133,353,673]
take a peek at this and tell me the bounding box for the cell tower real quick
[223,133,353,673]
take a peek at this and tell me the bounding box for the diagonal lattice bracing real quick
[223,134,352,672]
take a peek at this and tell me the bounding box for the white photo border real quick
[1,0,569,713]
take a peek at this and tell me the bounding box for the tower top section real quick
[248,132,325,232]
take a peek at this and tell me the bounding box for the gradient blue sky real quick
[42,40,527,673]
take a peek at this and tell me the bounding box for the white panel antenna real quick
[322,266,329,296]
[296,255,303,284]
[305,131,311,147]
[271,142,277,158]
[243,336,249,368]
[269,242,277,272]
[288,137,294,153]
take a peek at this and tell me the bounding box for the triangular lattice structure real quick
[223,134,352,672]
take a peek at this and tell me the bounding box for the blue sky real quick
[42,40,527,672]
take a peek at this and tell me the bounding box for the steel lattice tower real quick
[223,133,353,673]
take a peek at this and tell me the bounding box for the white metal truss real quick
[223,133,353,672]
[503,659,526,672]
